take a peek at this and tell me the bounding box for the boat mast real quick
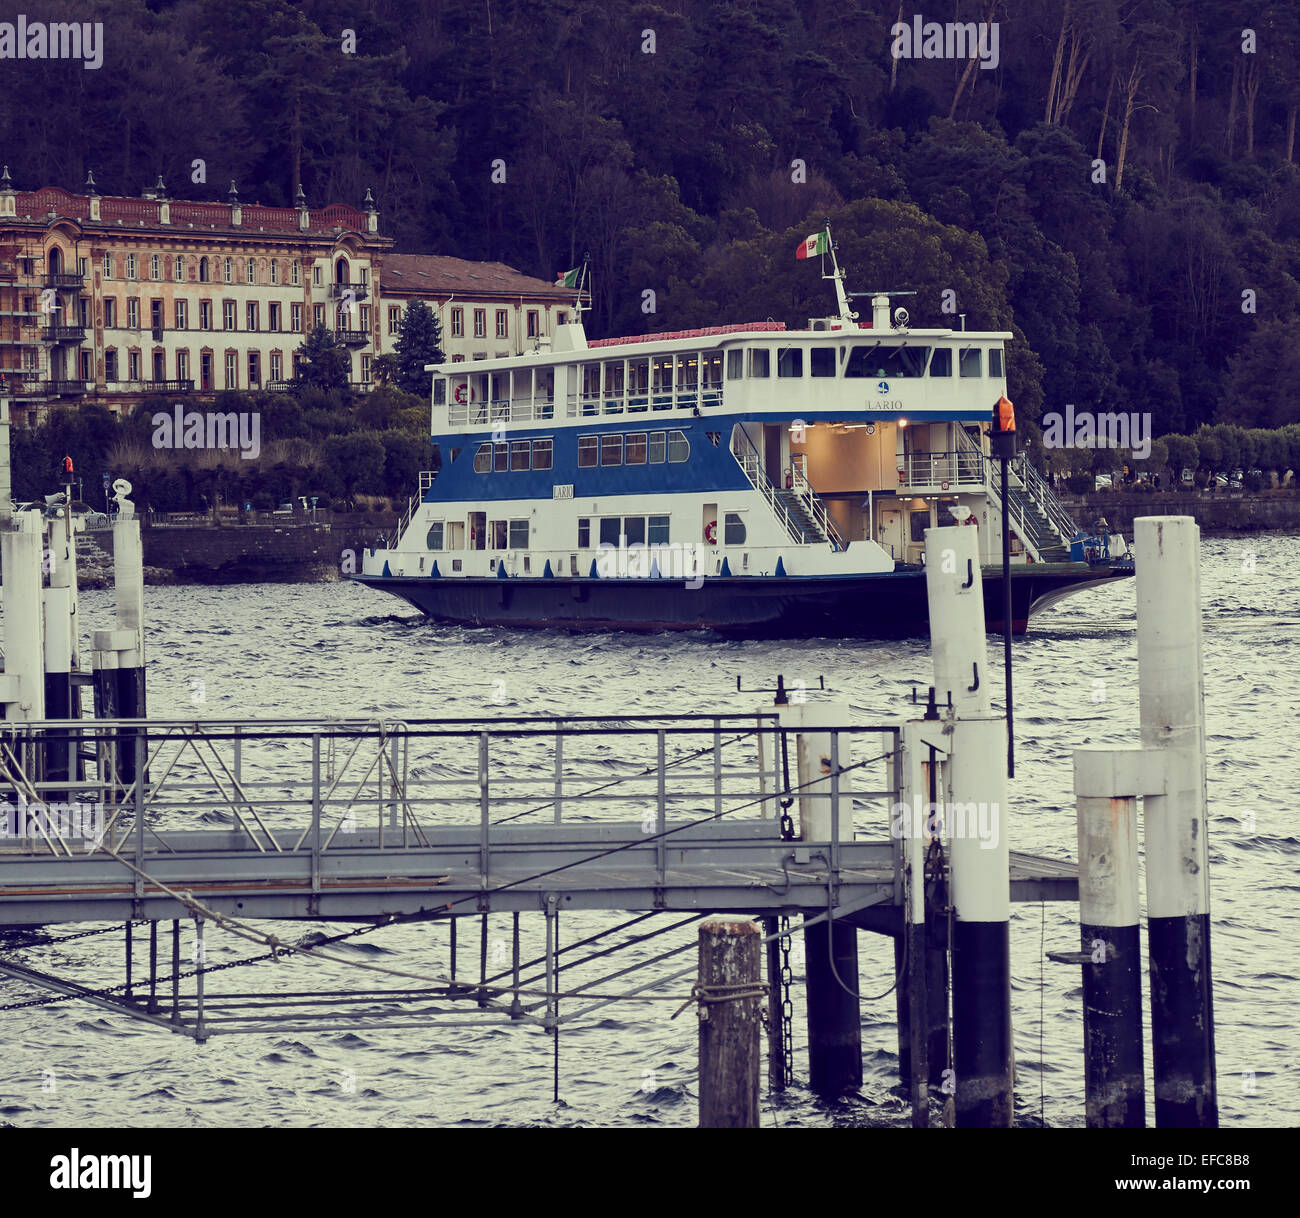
[821,222,857,327]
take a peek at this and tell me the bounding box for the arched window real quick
[199,256,210,282]
[335,257,349,284]
[48,247,63,274]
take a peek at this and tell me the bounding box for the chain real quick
[778,914,794,1084]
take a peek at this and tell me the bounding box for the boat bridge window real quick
[426,522,444,550]
[989,348,1004,377]
[590,514,669,546]
[433,378,446,405]
[748,349,770,377]
[723,512,746,544]
[578,518,590,547]
[726,350,743,379]
[810,347,836,377]
[508,520,529,548]
[959,348,982,377]
[930,348,952,377]
[777,348,802,377]
[845,344,931,378]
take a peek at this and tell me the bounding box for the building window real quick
[103,298,116,328]
[200,352,213,390]
[224,352,238,388]
[223,301,236,330]
[199,256,210,282]
[291,261,300,286]
[174,255,184,281]
[270,260,279,285]
[152,350,165,381]
[473,308,486,338]
[359,266,369,285]
[314,304,325,329]
[312,264,322,286]
[359,304,370,331]
[248,352,260,386]
[174,299,187,329]
[247,302,259,331]
[451,308,464,337]
[128,351,141,380]
[127,298,139,329]
[102,252,113,279]
[388,306,401,334]
[270,351,282,382]
[247,259,256,285]
[223,256,233,283]
[269,302,280,331]
[150,299,163,331]
[104,349,118,381]
[527,310,539,338]
[496,310,508,338]
[126,253,137,279]
[291,303,302,332]
[78,256,88,278]
[150,254,161,280]
[200,301,212,330]
[557,311,567,325]
[177,350,189,381]
[361,354,371,383]
[508,520,529,549]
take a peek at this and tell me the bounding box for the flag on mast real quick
[555,266,582,287]
[795,230,830,260]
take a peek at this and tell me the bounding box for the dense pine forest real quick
[4,0,1300,456]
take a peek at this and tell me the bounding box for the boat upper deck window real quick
[777,348,802,377]
[626,432,648,464]
[724,512,746,544]
[473,443,492,473]
[726,350,743,379]
[667,429,690,463]
[989,348,1004,378]
[578,436,598,468]
[845,344,931,378]
[532,438,553,470]
[648,432,666,463]
[959,348,982,377]
[810,347,836,377]
[433,378,446,405]
[601,434,623,466]
[510,440,531,471]
[930,348,952,377]
[748,349,770,377]
[493,443,509,473]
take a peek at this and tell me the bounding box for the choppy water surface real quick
[2,533,1297,1128]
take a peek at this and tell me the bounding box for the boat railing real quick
[950,427,1045,559]
[788,463,845,549]
[730,429,824,547]
[899,449,985,488]
[1015,454,1079,543]
[566,383,724,418]
[449,396,557,428]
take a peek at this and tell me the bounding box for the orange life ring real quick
[704,520,718,545]
[453,383,474,403]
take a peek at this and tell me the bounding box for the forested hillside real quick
[3,0,1300,439]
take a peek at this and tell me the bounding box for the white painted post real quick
[0,513,47,722]
[924,523,1012,1127]
[1134,516,1216,1127]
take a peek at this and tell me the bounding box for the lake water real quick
[2,531,1297,1127]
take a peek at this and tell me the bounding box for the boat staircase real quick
[731,428,845,550]
[953,427,1077,562]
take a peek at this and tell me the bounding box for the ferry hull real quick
[352,564,1132,637]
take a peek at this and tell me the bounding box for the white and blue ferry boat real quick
[355,239,1132,636]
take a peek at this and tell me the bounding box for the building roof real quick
[381,253,574,300]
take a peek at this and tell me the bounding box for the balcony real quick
[43,272,85,290]
[897,450,987,492]
[102,379,195,394]
[46,379,91,396]
[329,283,368,301]
[265,381,295,392]
[334,329,370,346]
[0,374,46,398]
[41,324,87,343]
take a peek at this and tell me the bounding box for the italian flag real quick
[555,266,582,287]
[795,231,830,260]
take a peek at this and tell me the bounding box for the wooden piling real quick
[697,919,762,1128]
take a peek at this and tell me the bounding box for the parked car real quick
[1181,468,1195,486]
[1094,474,1113,491]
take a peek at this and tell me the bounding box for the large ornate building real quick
[0,173,576,426]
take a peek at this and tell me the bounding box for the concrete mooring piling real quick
[1135,516,1217,1128]
[924,524,1013,1128]
[42,507,83,796]
[1073,749,1145,1128]
[93,513,148,793]
[0,514,48,727]
[784,700,862,1096]
[696,919,762,1128]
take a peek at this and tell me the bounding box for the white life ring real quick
[704,520,718,545]
[453,383,474,404]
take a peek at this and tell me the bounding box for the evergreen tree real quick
[392,301,444,397]
[294,325,351,391]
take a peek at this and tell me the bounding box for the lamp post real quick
[990,396,1017,778]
